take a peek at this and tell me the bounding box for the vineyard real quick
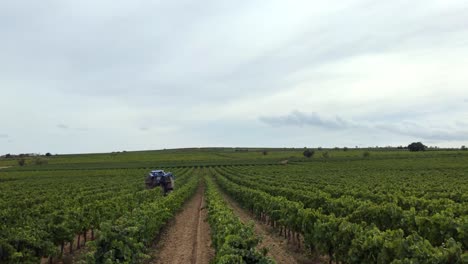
[0,148,467,263]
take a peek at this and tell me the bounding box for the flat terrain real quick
[1,148,467,263]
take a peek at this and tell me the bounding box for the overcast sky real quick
[1,0,468,154]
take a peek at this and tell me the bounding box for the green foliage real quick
[303,149,314,158]
[210,155,467,263]
[87,172,199,263]
[1,148,467,263]
[408,142,427,152]
[0,167,194,263]
[33,157,48,165]
[205,176,274,264]
[17,158,26,166]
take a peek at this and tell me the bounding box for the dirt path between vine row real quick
[150,185,214,264]
[221,192,321,264]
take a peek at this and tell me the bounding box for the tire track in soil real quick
[221,192,321,264]
[150,185,214,264]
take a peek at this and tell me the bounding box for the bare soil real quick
[38,183,322,264]
[150,185,214,264]
[221,192,322,264]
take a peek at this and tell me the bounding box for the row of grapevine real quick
[204,174,274,263]
[224,165,467,214]
[86,169,200,263]
[216,166,468,251]
[0,167,191,263]
[211,168,467,263]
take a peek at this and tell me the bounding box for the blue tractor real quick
[145,170,175,196]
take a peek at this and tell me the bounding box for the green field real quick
[1,148,467,263]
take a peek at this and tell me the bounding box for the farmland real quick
[0,148,467,263]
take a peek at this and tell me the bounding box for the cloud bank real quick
[260,111,468,142]
[260,111,352,129]
[1,0,467,153]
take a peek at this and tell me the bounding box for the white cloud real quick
[1,0,468,153]
[260,111,468,142]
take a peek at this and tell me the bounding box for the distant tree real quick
[18,158,26,166]
[262,150,268,155]
[318,147,323,151]
[322,152,330,159]
[408,142,427,152]
[5,153,12,158]
[45,152,52,157]
[34,157,48,165]
[343,147,349,151]
[303,149,315,158]
[363,151,371,158]
[462,145,467,151]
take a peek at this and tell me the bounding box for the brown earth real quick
[38,182,322,264]
[150,185,214,264]
[221,192,322,264]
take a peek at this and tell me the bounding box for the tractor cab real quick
[145,169,175,195]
